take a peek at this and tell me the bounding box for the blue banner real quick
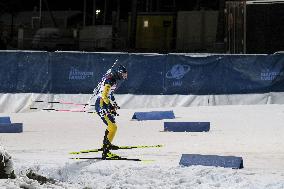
[50,52,129,93]
[117,54,166,94]
[0,51,50,93]
[0,51,18,92]
[0,51,284,95]
[164,54,284,94]
[165,54,226,94]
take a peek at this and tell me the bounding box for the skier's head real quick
[112,65,128,80]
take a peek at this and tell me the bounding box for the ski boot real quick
[102,144,121,159]
[102,150,120,159]
[102,130,120,159]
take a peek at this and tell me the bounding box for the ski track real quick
[1,104,284,188]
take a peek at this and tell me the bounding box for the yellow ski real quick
[69,144,163,155]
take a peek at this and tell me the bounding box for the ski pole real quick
[33,100,95,106]
[30,107,96,113]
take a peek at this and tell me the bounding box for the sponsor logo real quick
[260,69,283,81]
[69,67,94,80]
[166,64,191,87]
[166,64,191,80]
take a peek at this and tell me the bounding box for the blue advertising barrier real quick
[0,51,284,95]
[0,117,23,133]
[165,54,284,94]
[118,54,166,94]
[132,111,175,121]
[0,123,23,133]
[50,52,129,93]
[0,117,11,124]
[164,122,210,132]
[179,154,244,169]
[0,51,18,93]
[0,51,50,93]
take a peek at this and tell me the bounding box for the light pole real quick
[92,0,96,25]
[39,0,42,26]
[83,0,86,27]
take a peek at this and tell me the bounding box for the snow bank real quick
[1,92,284,113]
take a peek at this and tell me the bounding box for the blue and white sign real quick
[1,52,284,94]
[166,64,191,80]
[69,67,93,80]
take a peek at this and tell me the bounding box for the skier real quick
[94,65,128,159]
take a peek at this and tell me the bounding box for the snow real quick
[1,104,284,188]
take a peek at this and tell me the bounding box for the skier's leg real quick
[101,114,120,159]
[102,130,119,159]
[97,112,118,144]
[95,98,119,158]
[104,114,117,143]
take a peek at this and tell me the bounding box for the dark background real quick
[0,0,220,19]
[1,0,284,54]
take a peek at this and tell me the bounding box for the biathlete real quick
[94,65,128,159]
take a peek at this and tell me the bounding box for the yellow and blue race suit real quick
[94,76,118,144]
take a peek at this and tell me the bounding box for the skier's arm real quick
[110,92,115,102]
[110,92,120,109]
[101,84,111,105]
[101,84,117,114]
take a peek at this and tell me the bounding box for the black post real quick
[112,0,120,49]
[43,0,57,27]
[10,14,14,40]
[216,0,226,52]
[103,0,108,25]
[83,0,86,26]
[93,0,96,25]
[129,0,138,49]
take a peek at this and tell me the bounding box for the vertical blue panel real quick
[16,51,50,93]
[0,51,19,92]
[50,52,128,93]
[165,54,226,94]
[224,54,284,93]
[224,55,268,93]
[264,54,284,92]
[164,53,284,95]
[0,51,50,93]
[118,54,166,94]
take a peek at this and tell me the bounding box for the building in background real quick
[132,12,175,52]
[1,0,283,54]
[225,0,284,54]
[176,11,218,52]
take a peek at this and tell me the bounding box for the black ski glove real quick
[107,103,118,116]
[113,102,120,110]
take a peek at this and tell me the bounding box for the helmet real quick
[112,65,127,80]
[117,65,127,73]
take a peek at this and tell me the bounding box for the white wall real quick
[1,92,284,113]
